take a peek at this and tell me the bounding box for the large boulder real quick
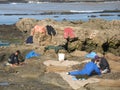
[16,18,37,33]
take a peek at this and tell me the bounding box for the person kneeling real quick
[7,50,24,67]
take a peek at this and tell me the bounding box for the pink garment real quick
[64,27,75,39]
[31,25,46,35]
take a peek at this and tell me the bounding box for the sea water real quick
[0,1,120,25]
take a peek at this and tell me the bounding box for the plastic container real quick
[58,53,65,61]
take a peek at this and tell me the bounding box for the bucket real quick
[58,53,65,61]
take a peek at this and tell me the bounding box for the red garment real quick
[64,27,75,39]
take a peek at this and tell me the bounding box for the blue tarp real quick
[25,50,40,59]
[85,52,97,59]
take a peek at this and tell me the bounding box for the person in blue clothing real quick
[67,59,101,79]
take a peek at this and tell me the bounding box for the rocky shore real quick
[0,18,120,90]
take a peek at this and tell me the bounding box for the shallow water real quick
[0,82,9,86]
[0,1,120,25]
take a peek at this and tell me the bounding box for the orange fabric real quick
[31,25,46,35]
[64,27,75,39]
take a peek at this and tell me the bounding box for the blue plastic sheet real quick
[25,50,40,59]
[85,52,97,59]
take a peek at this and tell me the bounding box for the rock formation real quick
[16,18,120,56]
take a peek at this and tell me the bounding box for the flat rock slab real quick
[43,60,91,72]
[43,60,80,67]
[59,72,100,90]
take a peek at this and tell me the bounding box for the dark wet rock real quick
[39,72,73,90]
[88,15,97,17]
[85,83,120,90]
[100,14,115,16]
[0,24,25,44]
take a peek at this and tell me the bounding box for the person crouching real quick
[8,50,21,67]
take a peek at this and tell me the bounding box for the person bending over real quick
[8,50,22,66]
[94,55,110,74]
